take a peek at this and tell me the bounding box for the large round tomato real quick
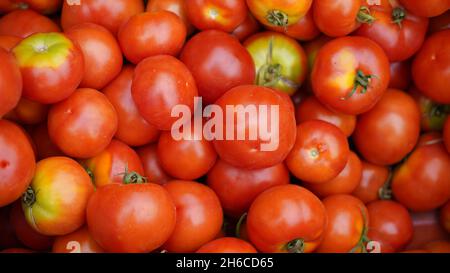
[213,85,297,170]
[0,35,21,51]
[412,30,450,104]
[0,120,35,207]
[351,161,390,204]
[286,120,349,184]
[207,159,290,218]
[180,30,255,104]
[48,88,118,159]
[22,157,94,236]
[246,0,312,28]
[0,9,60,38]
[86,182,176,253]
[5,98,48,125]
[399,0,450,18]
[137,144,172,185]
[232,13,261,42]
[196,237,257,253]
[409,86,449,132]
[29,123,62,160]
[52,226,104,253]
[267,8,320,41]
[441,201,450,233]
[389,62,411,90]
[0,48,22,118]
[312,36,390,115]
[444,117,450,153]
[147,0,194,35]
[247,184,327,253]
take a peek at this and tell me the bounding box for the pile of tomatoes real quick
[0,0,449,254]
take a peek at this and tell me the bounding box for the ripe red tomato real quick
[52,226,104,253]
[440,201,450,233]
[267,8,320,41]
[0,48,22,118]
[444,117,450,153]
[412,30,450,104]
[8,0,61,14]
[48,88,118,159]
[351,161,390,204]
[87,182,176,253]
[399,0,450,18]
[409,86,449,132]
[247,184,327,253]
[316,195,368,253]
[0,120,35,207]
[232,13,260,42]
[137,144,172,185]
[29,123,62,160]
[423,240,450,253]
[147,0,194,35]
[132,55,198,131]
[196,237,257,253]
[389,62,411,90]
[207,159,290,218]
[214,85,297,170]
[286,120,349,184]
[5,98,48,125]
[185,0,247,32]
[0,35,20,51]
[304,35,332,72]
[246,0,312,28]
[180,30,255,104]
[367,200,413,253]
[61,0,144,36]
[118,11,186,64]
[0,9,60,38]
[22,156,94,236]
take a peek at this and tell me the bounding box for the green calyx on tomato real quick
[235,213,248,238]
[266,10,289,27]
[356,6,376,25]
[119,165,148,185]
[378,170,393,200]
[341,70,375,100]
[22,187,36,207]
[285,238,305,253]
[349,208,371,253]
[392,7,406,27]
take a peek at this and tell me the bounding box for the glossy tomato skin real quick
[87,183,176,253]
[441,201,450,233]
[180,30,255,104]
[65,23,123,90]
[316,195,368,253]
[232,13,261,42]
[147,0,194,35]
[118,11,186,64]
[246,0,312,28]
[0,48,22,118]
[22,157,94,236]
[0,35,21,51]
[214,85,297,170]
[186,0,247,32]
[196,237,257,253]
[412,30,450,104]
[61,0,144,36]
[0,9,60,38]
[0,120,35,207]
[444,117,450,153]
[207,159,290,218]
[353,89,421,166]
[132,55,198,131]
[399,0,450,18]
[312,36,390,115]
[286,120,349,184]
[351,161,390,204]
[367,200,414,253]
[52,226,104,253]
[137,144,172,185]
[389,62,411,90]
[5,98,48,125]
[247,185,327,253]
[409,86,449,132]
[48,88,118,159]
[29,123,62,160]
[267,8,320,41]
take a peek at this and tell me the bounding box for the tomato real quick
[0,120,35,207]
[304,35,332,76]
[429,11,450,34]
[0,9,60,38]
[406,211,450,250]
[29,123,62,160]
[87,182,176,253]
[409,86,449,132]
[304,152,362,198]
[444,117,450,153]
[247,184,327,253]
[423,240,450,253]
[207,159,290,218]
[6,0,62,14]
[118,11,186,64]
[295,96,356,137]
[22,157,94,236]
[0,35,21,51]
[196,237,257,253]
[52,226,104,253]
[246,0,312,28]
[267,8,320,41]
[412,30,450,104]
[147,0,194,35]
[180,30,255,104]
[5,98,48,125]
[232,13,260,42]
[399,0,450,18]
[48,88,118,159]
[351,161,390,204]
[61,0,144,36]
[286,120,349,184]
[0,48,22,118]
[367,200,413,253]
[137,144,172,185]
[214,85,297,170]
[10,202,53,251]
[185,0,247,32]
[391,136,450,212]
[441,201,450,233]
[389,62,411,90]
[312,37,390,115]
[316,195,368,253]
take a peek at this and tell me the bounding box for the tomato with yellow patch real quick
[246,0,312,28]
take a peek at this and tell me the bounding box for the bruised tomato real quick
[196,237,257,253]
[0,9,60,38]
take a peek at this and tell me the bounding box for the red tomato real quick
[423,240,450,253]
[412,30,450,104]
[286,120,349,184]
[312,36,390,115]
[5,98,48,125]
[48,88,118,159]
[351,161,391,204]
[399,0,450,18]
[196,237,257,253]
[0,9,60,38]
[0,48,22,118]
[267,8,320,41]
[61,0,144,36]
[247,184,327,253]
[440,201,450,233]
[232,13,261,42]
[316,195,368,253]
[132,55,198,131]
[137,144,172,185]
[207,159,290,218]
[444,117,450,153]
[147,0,194,35]
[409,86,449,132]
[22,157,94,236]
[214,85,297,170]
[0,35,21,51]
[367,200,414,253]
[29,123,62,160]
[0,120,35,207]
[246,0,312,28]
[429,11,450,34]
[304,35,332,72]
[52,226,104,253]
[406,211,450,250]
[180,30,255,104]
[87,182,176,253]
[186,0,247,32]
[118,11,186,64]
[389,62,411,90]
